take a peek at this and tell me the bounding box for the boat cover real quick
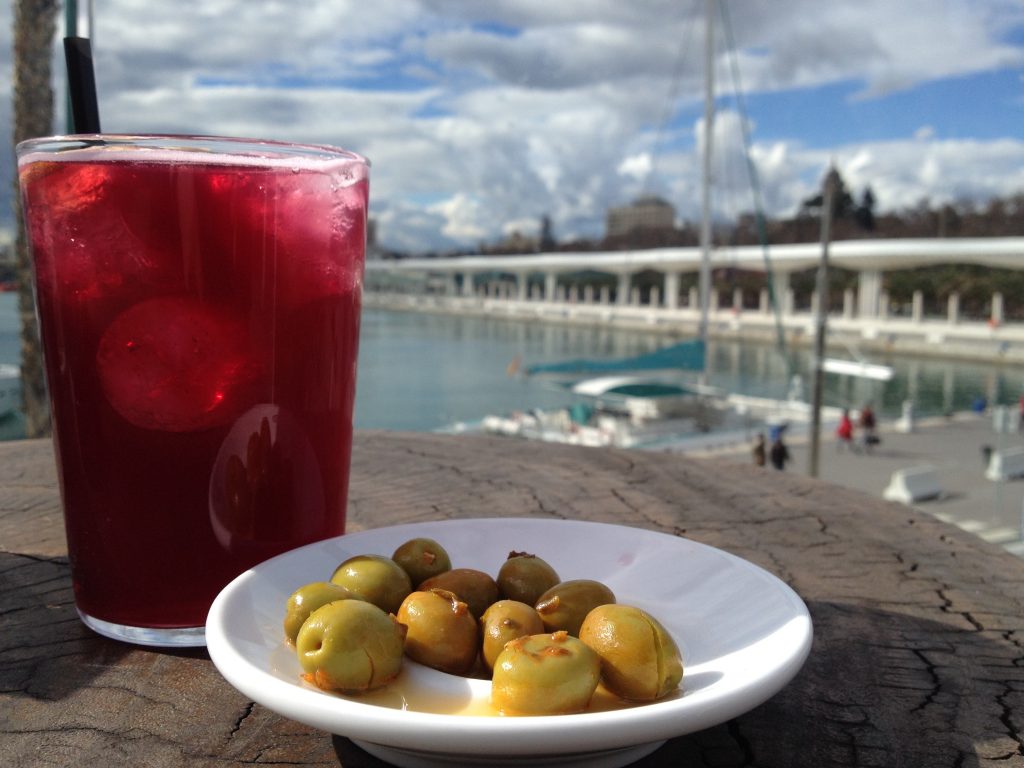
[525,339,706,376]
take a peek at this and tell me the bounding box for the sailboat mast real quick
[698,0,715,343]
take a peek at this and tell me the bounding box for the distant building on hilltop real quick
[366,217,384,260]
[605,196,676,239]
[481,230,538,255]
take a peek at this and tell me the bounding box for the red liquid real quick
[19,149,367,628]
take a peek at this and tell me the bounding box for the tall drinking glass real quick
[16,135,369,646]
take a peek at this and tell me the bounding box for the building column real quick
[600,285,611,304]
[461,272,474,297]
[688,286,699,310]
[617,273,631,306]
[771,272,790,317]
[545,272,557,302]
[912,290,923,322]
[947,292,960,324]
[583,285,594,303]
[516,272,529,301]
[759,288,769,314]
[857,269,882,318]
[942,367,954,415]
[664,272,680,309]
[843,289,854,319]
[649,286,661,307]
[732,287,743,313]
[991,292,1004,325]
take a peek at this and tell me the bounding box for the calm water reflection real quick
[354,309,1023,431]
[0,297,1018,437]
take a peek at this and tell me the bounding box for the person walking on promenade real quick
[753,433,766,467]
[769,435,790,470]
[836,409,856,452]
[859,403,878,452]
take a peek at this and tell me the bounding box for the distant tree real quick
[854,186,876,231]
[936,204,960,237]
[799,168,855,220]
[13,0,59,437]
[539,215,555,251]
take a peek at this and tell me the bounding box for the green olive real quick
[491,631,601,715]
[579,604,683,701]
[480,599,545,671]
[392,537,452,587]
[535,579,616,636]
[330,554,412,615]
[497,551,560,606]
[396,588,479,675]
[419,568,499,619]
[283,581,353,643]
[296,599,406,693]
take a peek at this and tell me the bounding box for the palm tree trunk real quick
[12,0,58,437]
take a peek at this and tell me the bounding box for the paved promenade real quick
[696,410,1024,558]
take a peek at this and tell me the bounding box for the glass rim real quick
[15,133,370,167]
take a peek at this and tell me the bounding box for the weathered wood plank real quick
[0,432,1021,767]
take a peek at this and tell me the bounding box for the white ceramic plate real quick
[206,518,812,768]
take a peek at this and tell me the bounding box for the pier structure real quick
[365,237,1024,363]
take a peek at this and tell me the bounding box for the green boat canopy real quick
[525,339,706,376]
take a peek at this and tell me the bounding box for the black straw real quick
[63,37,102,133]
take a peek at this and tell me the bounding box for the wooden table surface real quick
[1,432,1022,767]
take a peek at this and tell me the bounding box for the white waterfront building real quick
[365,237,1024,363]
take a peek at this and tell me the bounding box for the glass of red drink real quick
[16,135,369,646]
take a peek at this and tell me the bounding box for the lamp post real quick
[808,166,840,478]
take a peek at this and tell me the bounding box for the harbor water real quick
[353,308,1021,432]
[0,294,1020,439]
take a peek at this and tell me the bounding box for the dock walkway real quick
[695,410,1024,558]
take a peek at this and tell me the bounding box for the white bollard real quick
[896,400,916,433]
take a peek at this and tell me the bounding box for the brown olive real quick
[579,604,683,701]
[396,588,479,675]
[479,599,545,671]
[497,551,560,606]
[535,579,616,636]
[419,568,499,619]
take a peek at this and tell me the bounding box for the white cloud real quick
[3,0,1024,253]
[618,153,652,181]
[428,192,489,242]
[838,137,1024,209]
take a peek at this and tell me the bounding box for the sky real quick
[2,0,1024,255]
